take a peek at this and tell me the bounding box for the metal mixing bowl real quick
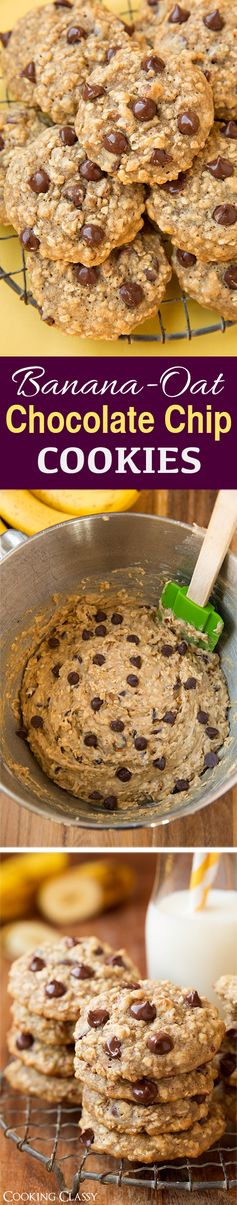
[0,513,236,830]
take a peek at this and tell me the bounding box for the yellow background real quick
[0,0,236,358]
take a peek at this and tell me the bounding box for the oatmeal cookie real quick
[0,105,45,225]
[82,1083,211,1133]
[0,4,67,105]
[134,0,171,46]
[5,1060,82,1104]
[79,1102,225,1160]
[75,1055,217,1101]
[5,124,144,263]
[34,1,130,123]
[156,0,237,120]
[11,1001,74,1046]
[147,123,237,262]
[74,981,225,1079]
[75,43,213,186]
[28,226,171,338]
[8,936,140,1020]
[8,1028,74,1078]
[215,976,237,1011]
[172,248,237,323]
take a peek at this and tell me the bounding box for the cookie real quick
[156,0,237,120]
[8,1028,74,1078]
[8,936,140,1020]
[74,981,225,1079]
[75,43,214,185]
[147,123,237,262]
[5,1060,82,1104]
[82,1083,211,1133]
[172,248,237,322]
[11,1001,74,1046]
[219,1042,237,1087]
[28,226,171,338]
[34,1,130,124]
[0,105,45,225]
[19,592,228,800]
[75,1054,217,1102]
[218,1085,237,1126]
[79,1101,225,1161]
[5,124,145,264]
[134,0,171,46]
[215,976,237,1011]
[0,4,66,105]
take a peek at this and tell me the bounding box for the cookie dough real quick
[82,1083,211,1133]
[74,981,225,1078]
[5,124,145,264]
[79,1101,225,1160]
[0,105,45,225]
[34,1,130,124]
[8,936,140,1020]
[75,43,214,185]
[172,247,237,322]
[19,594,229,805]
[5,1060,82,1104]
[75,1054,217,1101]
[147,123,237,262]
[8,1029,74,1077]
[156,0,237,120]
[28,226,171,337]
[11,1000,74,1046]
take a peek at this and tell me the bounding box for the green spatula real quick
[160,490,237,651]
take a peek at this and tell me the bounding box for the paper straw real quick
[189,851,221,911]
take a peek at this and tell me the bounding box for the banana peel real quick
[31,490,139,515]
[0,490,72,535]
[37,859,136,925]
[0,853,68,922]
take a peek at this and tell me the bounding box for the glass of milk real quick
[145,853,237,1008]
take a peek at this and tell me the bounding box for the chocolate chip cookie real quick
[5,1060,82,1104]
[34,1,130,124]
[11,1000,74,1047]
[0,105,45,225]
[147,123,237,261]
[8,1028,74,1077]
[215,976,237,1014]
[0,3,69,105]
[82,1083,211,1133]
[172,246,237,322]
[79,1101,225,1160]
[75,43,213,185]
[75,1054,217,1102]
[156,0,237,120]
[74,981,225,1079]
[134,0,171,46]
[5,124,145,263]
[28,226,171,337]
[8,936,140,1020]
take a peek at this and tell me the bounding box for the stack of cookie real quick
[75,979,226,1161]
[5,935,140,1104]
[215,975,237,1127]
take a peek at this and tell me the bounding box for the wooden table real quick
[1,854,235,1205]
[1,491,236,848]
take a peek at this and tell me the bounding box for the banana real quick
[0,853,68,922]
[0,519,6,533]
[31,490,139,515]
[0,491,72,535]
[1,920,59,960]
[37,860,136,925]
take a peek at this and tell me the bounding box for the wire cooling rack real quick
[0,12,235,347]
[1,1076,237,1195]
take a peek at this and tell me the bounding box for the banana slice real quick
[37,860,136,925]
[0,490,72,534]
[0,853,68,921]
[31,490,139,515]
[1,920,59,960]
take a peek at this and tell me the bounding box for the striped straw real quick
[189,851,221,911]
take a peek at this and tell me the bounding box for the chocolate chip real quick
[111,612,123,624]
[197,708,209,724]
[223,121,237,139]
[30,715,43,729]
[161,643,174,657]
[141,54,165,72]
[126,674,139,687]
[81,223,104,246]
[60,125,78,145]
[80,159,104,180]
[220,1053,236,1077]
[95,624,107,636]
[64,183,85,207]
[119,282,144,308]
[70,963,95,979]
[29,956,45,972]
[163,172,187,193]
[127,634,139,644]
[65,936,80,946]
[226,1027,237,1042]
[52,663,61,678]
[106,45,118,62]
[102,131,129,155]
[206,155,233,180]
[91,696,103,711]
[204,750,219,767]
[28,169,50,194]
[177,249,197,266]
[134,736,147,750]
[48,636,59,648]
[88,1008,110,1027]
[54,1,72,6]
[213,203,237,225]
[130,98,157,121]
[116,767,132,781]
[163,711,176,724]
[74,265,98,286]
[223,263,237,289]
[67,671,79,685]
[104,794,118,809]
[130,1001,156,1022]
[106,954,125,966]
[16,1032,34,1050]
[203,8,224,29]
[173,778,189,792]
[80,1128,94,1146]
[153,756,166,769]
[0,30,12,46]
[95,609,107,622]
[16,726,28,740]
[93,653,105,665]
[21,61,36,83]
[205,725,219,738]
[89,791,103,801]
[110,719,125,732]
[145,258,159,281]
[82,628,93,640]
[67,24,87,41]
[130,655,142,668]
[132,1077,158,1103]
[184,990,202,1008]
[150,148,172,166]
[147,1032,174,1054]
[20,228,40,251]
[82,83,105,100]
[177,110,199,135]
[0,135,5,150]
[168,4,190,20]
[105,1036,122,1058]
[184,677,196,689]
[84,732,98,747]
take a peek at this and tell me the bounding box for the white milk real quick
[145,889,237,1007]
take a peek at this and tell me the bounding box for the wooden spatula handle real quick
[187,490,237,608]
